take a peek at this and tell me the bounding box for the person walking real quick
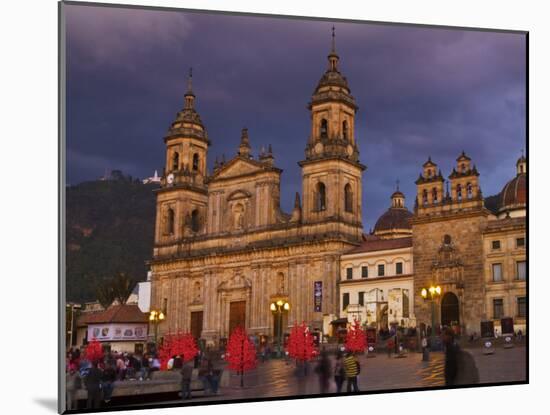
[442,328,479,386]
[101,363,117,403]
[333,352,345,393]
[84,361,103,409]
[314,350,332,394]
[198,356,212,396]
[343,351,360,392]
[66,364,81,411]
[180,361,194,400]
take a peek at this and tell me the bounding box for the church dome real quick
[499,172,526,212]
[315,65,350,92]
[498,155,526,215]
[373,208,413,235]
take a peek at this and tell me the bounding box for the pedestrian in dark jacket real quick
[442,327,479,386]
[181,362,194,400]
[85,362,103,409]
[101,363,117,403]
[333,352,345,393]
[314,350,332,394]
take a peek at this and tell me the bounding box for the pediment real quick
[210,157,266,181]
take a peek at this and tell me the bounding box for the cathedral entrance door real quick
[229,301,246,334]
[190,311,203,340]
[441,292,460,327]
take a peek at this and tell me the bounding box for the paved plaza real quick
[157,344,526,405]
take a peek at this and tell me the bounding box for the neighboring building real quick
[142,170,162,185]
[150,33,366,345]
[339,189,415,329]
[76,304,149,354]
[137,271,152,313]
[482,156,527,334]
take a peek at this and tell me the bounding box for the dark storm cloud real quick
[65,4,526,228]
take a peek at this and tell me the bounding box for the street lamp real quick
[421,285,441,347]
[270,300,290,358]
[149,309,165,344]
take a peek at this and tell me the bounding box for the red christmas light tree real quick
[84,338,104,363]
[158,332,199,370]
[286,322,317,362]
[224,326,257,387]
[345,319,366,353]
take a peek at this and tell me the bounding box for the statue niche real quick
[226,189,252,232]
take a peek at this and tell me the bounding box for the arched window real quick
[192,153,199,171]
[422,189,428,205]
[167,207,175,235]
[466,183,473,199]
[342,120,348,140]
[461,163,466,173]
[172,152,179,171]
[456,184,462,201]
[344,183,353,212]
[191,209,200,232]
[320,119,328,139]
[317,182,326,211]
[427,169,432,178]
[432,188,438,203]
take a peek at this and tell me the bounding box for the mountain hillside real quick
[66,179,157,303]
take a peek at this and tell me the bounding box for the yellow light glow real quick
[276,300,284,307]
[158,312,165,320]
[429,286,436,295]
[421,288,427,298]
[270,303,277,311]
[283,302,290,311]
[435,286,441,295]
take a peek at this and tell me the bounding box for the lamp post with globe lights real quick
[421,285,441,356]
[149,309,165,345]
[270,300,290,357]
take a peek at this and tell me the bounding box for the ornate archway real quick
[441,292,460,327]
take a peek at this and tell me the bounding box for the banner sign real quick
[87,323,148,342]
[314,281,322,312]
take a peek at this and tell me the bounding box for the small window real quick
[492,263,503,282]
[342,293,350,311]
[456,184,462,201]
[166,208,175,235]
[172,152,179,171]
[396,262,403,275]
[191,209,200,233]
[358,291,365,306]
[492,240,501,250]
[320,119,328,139]
[422,189,428,205]
[517,261,526,280]
[493,298,504,319]
[432,188,438,203]
[377,264,385,277]
[361,266,368,278]
[516,238,525,248]
[317,182,327,211]
[467,183,473,199]
[346,267,353,280]
[162,298,168,314]
[344,184,353,212]
[192,153,199,171]
[342,120,348,140]
[517,297,526,318]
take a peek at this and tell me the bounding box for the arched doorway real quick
[440,292,460,327]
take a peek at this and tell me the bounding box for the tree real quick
[84,338,104,363]
[224,326,257,387]
[286,322,317,363]
[96,272,135,309]
[158,332,199,370]
[345,319,366,353]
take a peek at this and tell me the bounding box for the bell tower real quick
[154,69,209,245]
[299,27,365,231]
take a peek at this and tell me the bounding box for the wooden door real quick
[229,301,246,335]
[190,311,203,340]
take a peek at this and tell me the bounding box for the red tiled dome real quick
[499,173,526,212]
[373,207,413,234]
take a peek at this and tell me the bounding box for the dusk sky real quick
[65,4,526,229]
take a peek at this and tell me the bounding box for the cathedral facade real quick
[149,36,365,345]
